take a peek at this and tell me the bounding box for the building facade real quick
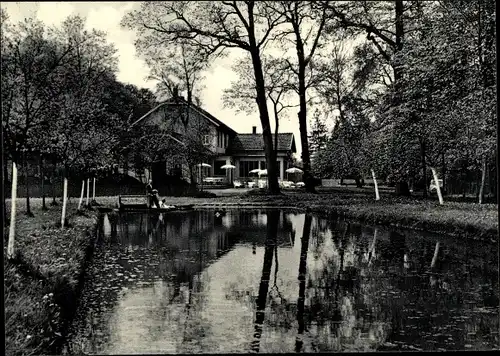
[130,94,297,186]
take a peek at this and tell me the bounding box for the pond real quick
[65,208,499,354]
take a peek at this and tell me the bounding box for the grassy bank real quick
[96,187,498,242]
[4,199,98,356]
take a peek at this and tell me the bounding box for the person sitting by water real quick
[159,198,167,208]
[159,198,175,209]
[146,179,160,208]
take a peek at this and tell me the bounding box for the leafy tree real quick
[309,109,328,163]
[264,0,330,192]
[2,16,73,216]
[223,53,296,155]
[122,1,287,194]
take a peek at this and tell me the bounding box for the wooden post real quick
[7,162,18,259]
[61,177,68,228]
[431,167,444,205]
[92,177,96,201]
[86,178,90,207]
[478,156,486,204]
[371,169,380,201]
[77,180,85,211]
[430,241,440,269]
[368,227,378,265]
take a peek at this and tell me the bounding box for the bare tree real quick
[264,1,330,193]
[223,54,296,155]
[122,1,287,194]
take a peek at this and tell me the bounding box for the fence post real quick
[431,167,444,205]
[371,169,380,201]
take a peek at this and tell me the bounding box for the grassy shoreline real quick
[4,199,98,356]
[3,189,498,354]
[101,188,498,242]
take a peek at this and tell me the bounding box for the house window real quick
[203,135,210,145]
[260,161,267,170]
[224,134,228,148]
[239,160,259,177]
[214,160,226,176]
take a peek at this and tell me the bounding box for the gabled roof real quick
[227,133,296,153]
[130,96,237,135]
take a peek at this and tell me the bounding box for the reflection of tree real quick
[251,210,279,352]
[296,214,313,352]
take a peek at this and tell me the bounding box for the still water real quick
[66,209,499,353]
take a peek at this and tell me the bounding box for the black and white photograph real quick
[2,1,498,354]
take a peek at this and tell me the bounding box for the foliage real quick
[121,0,288,193]
[311,0,496,198]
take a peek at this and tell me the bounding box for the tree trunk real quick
[23,152,33,216]
[439,152,445,194]
[393,0,408,194]
[421,139,427,198]
[251,210,279,352]
[86,178,90,207]
[295,214,312,352]
[40,153,47,211]
[51,157,58,206]
[273,103,280,181]
[7,161,18,260]
[3,155,9,186]
[479,155,487,204]
[462,158,468,199]
[4,157,9,225]
[78,180,85,211]
[61,174,68,228]
[298,62,315,193]
[92,177,96,202]
[249,47,280,194]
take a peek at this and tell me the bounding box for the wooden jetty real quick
[117,195,194,213]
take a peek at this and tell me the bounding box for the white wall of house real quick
[233,156,286,180]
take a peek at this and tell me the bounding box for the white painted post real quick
[368,227,378,265]
[92,177,96,200]
[86,178,90,207]
[77,180,85,211]
[371,169,380,201]
[431,241,440,269]
[7,162,18,260]
[61,177,68,228]
[431,167,444,205]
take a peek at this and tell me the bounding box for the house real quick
[128,90,296,187]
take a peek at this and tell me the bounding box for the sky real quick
[1,1,342,157]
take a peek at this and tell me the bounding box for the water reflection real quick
[68,209,499,354]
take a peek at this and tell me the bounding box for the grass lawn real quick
[4,198,97,356]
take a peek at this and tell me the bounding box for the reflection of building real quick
[224,210,295,247]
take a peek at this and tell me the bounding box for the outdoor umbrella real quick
[197,163,212,168]
[221,164,236,184]
[286,167,303,181]
[258,169,268,176]
[286,167,303,174]
[249,168,261,174]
